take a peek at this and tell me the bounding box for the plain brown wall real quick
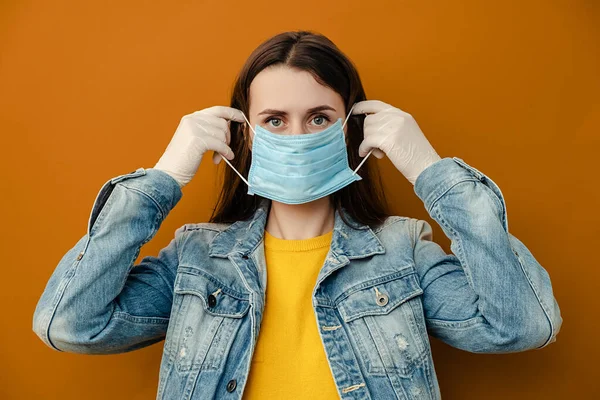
[1,0,597,398]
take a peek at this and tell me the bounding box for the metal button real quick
[376,293,389,306]
[76,251,84,261]
[207,294,217,308]
[226,379,237,392]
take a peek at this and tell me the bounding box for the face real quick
[246,65,347,143]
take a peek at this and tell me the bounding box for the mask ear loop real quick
[352,149,374,176]
[342,104,354,130]
[241,112,257,136]
[218,113,254,188]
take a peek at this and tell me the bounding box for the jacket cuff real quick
[413,157,508,231]
[108,167,183,216]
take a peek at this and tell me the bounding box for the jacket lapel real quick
[208,197,386,285]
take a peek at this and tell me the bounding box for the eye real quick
[266,117,283,128]
[310,114,331,126]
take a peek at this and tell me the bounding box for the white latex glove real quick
[153,106,245,188]
[352,100,442,185]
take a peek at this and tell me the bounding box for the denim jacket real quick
[32,156,562,399]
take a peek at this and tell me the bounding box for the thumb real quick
[358,139,373,157]
[372,148,385,159]
[358,138,386,159]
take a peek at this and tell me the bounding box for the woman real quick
[33,31,562,399]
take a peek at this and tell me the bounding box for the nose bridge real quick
[290,117,304,135]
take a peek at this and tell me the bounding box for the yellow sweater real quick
[242,229,339,399]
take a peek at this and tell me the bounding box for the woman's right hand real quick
[153,106,246,188]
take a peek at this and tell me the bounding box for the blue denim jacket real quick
[32,156,562,399]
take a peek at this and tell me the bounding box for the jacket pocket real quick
[336,268,428,377]
[167,266,250,373]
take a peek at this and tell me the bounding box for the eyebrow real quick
[257,105,337,116]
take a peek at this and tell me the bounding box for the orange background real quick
[1,0,597,398]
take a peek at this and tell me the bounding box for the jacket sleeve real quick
[32,167,184,354]
[412,157,562,353]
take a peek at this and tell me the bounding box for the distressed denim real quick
[32,156,562,399]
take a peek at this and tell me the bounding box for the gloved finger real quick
[359,144,385,159]
[201,113,233,145]
[213,151,222,165]
[192,112,228,132]
[364,113,400,132]
[203,136,234,162]
[192,119,227,144]
[190,115,229,144]
[351,100,393,115]
[363,112,390,127]
[372,148,385,159]
[199,106,246,123]
[358,135,385,158]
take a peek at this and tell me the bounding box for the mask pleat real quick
[246,116,362,204]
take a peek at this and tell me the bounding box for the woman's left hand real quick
[352,100,442,185]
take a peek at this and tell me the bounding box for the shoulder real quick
[372,215,421,247]
[372,215,416,234]
[171,221,234,244]
[179,221,233,233]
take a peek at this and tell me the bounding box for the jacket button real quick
[226,379,237,392]
[376,293,389,306]
[207,294,217,308]
[242,254,249,259]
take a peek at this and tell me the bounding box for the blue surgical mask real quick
[222,107,365,205]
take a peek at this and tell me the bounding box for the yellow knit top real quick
[242,229,339,399]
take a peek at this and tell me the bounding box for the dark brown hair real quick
[209,30,390,228]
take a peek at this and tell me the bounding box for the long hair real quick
[209,30,390,228]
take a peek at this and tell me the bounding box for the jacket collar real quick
[208,198,385,260]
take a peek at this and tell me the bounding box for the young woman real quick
[33,31,562,400]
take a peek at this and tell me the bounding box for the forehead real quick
[248,65,343,113]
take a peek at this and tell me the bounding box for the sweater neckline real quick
[263,229,333,252]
